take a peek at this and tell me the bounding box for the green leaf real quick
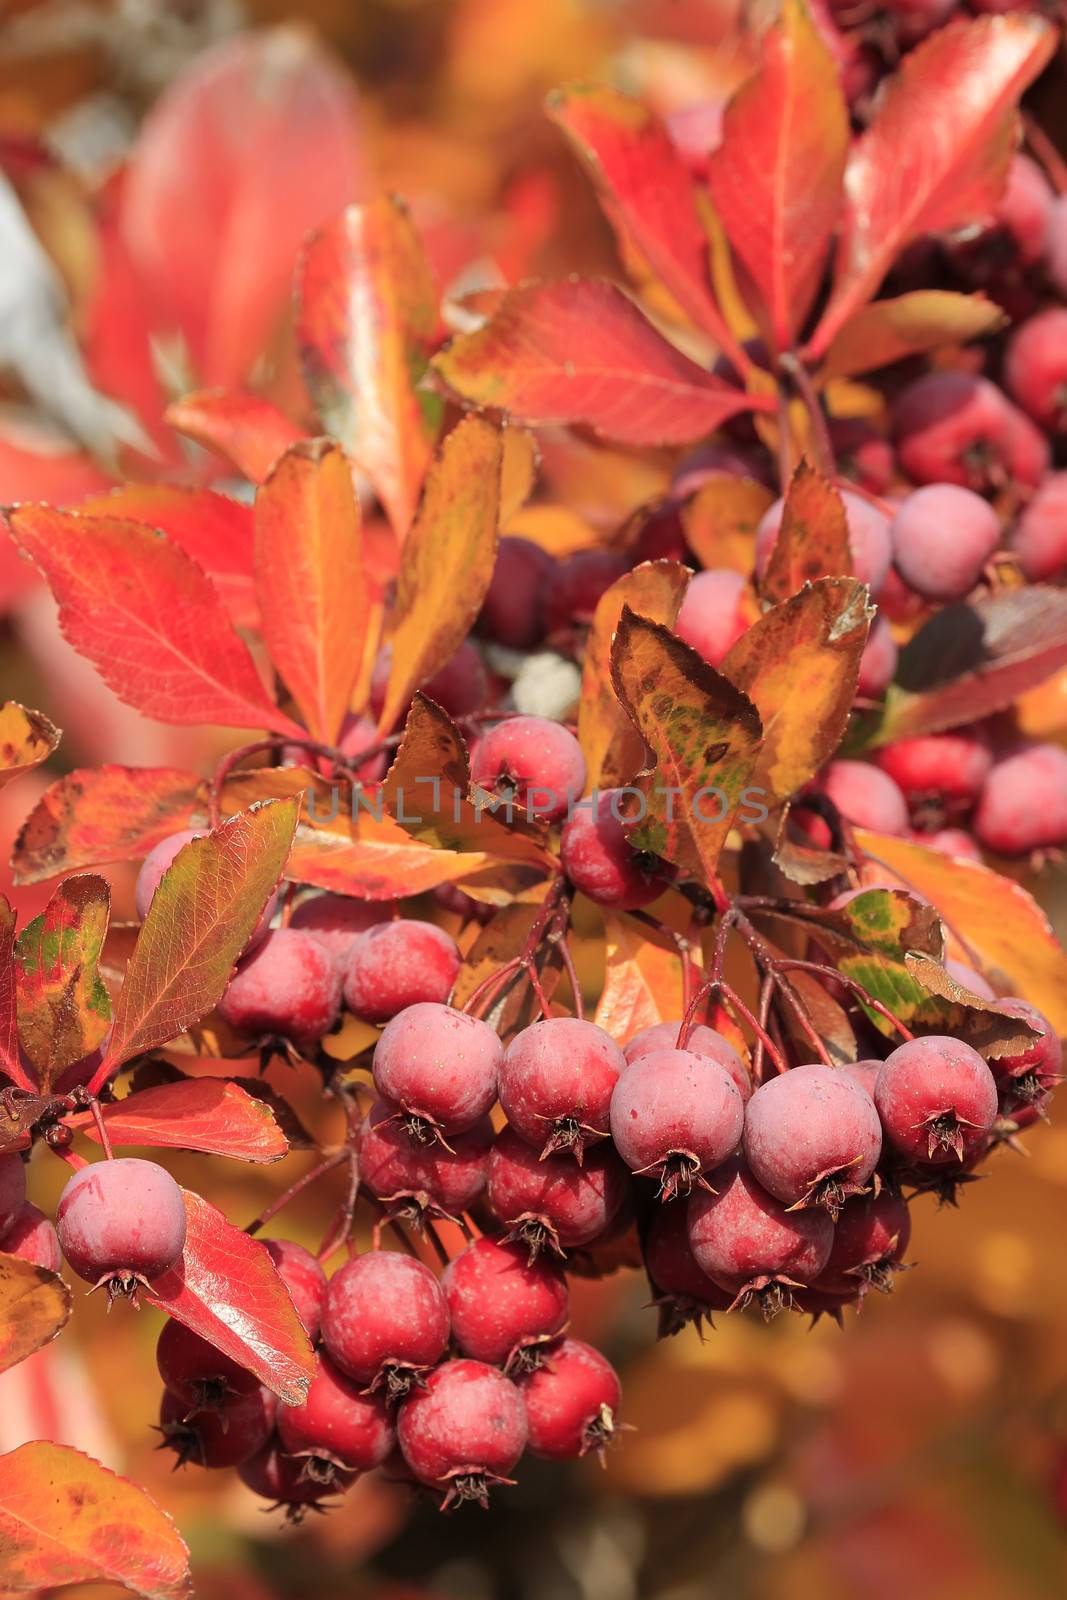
[14,876,111,1091]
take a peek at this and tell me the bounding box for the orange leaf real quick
[164,389,308,483]
[378,414,503,734]
[0,1257,70,1377]
[12,767,207,886]
[297,197,441,537]
[760,461,852,604]
[820,290,1005,380]
[680,474,774,574]
[0,898,17,1085]
[0,1441,190,1598]
[579,560,690,790]
[255,440,368,744]
[14,876,111,1091]
[0,703,60,793]
[75,1078,288,1163]
[594,912,687,1041]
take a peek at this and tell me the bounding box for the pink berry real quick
[974,743,1067,855]
[486,1125,629,1256]
[470,716,586,823]
[263,1239,327,1341]
[830,418,894,495]
[57,1158,187,1297]
[560,789,673,910]
[0,1201,60,1272]
[544,549,628,633]
[609,1046,745,1200]
[1004,308,1067,430]
[370,640,490,725]
[343,922,460,1023]
[687,1157,834,1317]
[910,827,983,861]
[371,1002,501,1140]
[812,759,909,836]
[756,488,892,597]
[840,1059,882,1099]
[624,1020,752,1102]
[890,485,1001,601]
[442,1237,569,1371]
[642,1201,733,1336]
[815,1188,912,1298]
[335,712,387,783]
[1048,193,1067,298]
[156,1318,260,1412]
[857,614,898,698]
[359,1099,492,1224]
[238,1438,353,1512]
[396,1358,528,1507]
[159,1385,275,1469]
[321,1251,450,1397]
[892,372,1048,490]
[0,1155,27,1239]
[742,1064,883,1215]
[517,1338,622,1460]
[217,929,341,1042]
[994,153,1053,266]
[478,536,554,648]
[875,730,992,804]
[498,1016,626,1159]
[1012,472,1067,580]
[674,569,749,668]
[277,1351,395,1477]
[288,892,394,971]
[874,1035,998,1164]
[989,999,1061,1114]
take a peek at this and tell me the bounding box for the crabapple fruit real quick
[442,1237,569,1371]
[321,1251,450,1396]
[609,1045,745,1199]
[829,417,894,495]
[478,536,554,648]
[370,641,489,724]
[687,1157,834,1316]
[857,614,898,699]
[238,1439,353,1512]
[756,488,892,597]
[359,1100,492,1223]
[343,922,460,1022]
[432,882,494,924]
[288,892,393,971]
[498,1016,626,1158]
[891,372,1048,490]
[674,569,749,668]
[486,1125,629,1256]
[974,743,1067,855]
[629,499,687,564]
[642,1200,733,1336]
[156,1319,260,1413]
[1003,308,1067,430]
[470,715,586,822]
[875,730,992,804]
[57,1158,187,1296]
[624,1020,752,1102]
[910,826,983,861]
[1049,193,1067,298]
[517,1339,622,1460]
[277,1352,395,1477]
[0,1155,27,1239]
[543,548,628,633]
[815,1189,912,1298]
[158,1386,275,1469]
[989,999,1061,1110]
[0,1201,61,1272]
[336,713,387,783]
[1012,472,1067,581]
[263,1239,327,1341]
[742,1064,883,1215]
[874,1035,998,1164]
[994,153,1053,266]
[396,1359,528,1507]
[371,1002,501,1140]
[217,929,341,1041]
[560,788,673,909]
[811,759,909,836]
[840,1059,882,1099]
[890,485,1000,601]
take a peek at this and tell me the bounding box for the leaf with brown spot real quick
[0,1257,71,1375]
[722,577,871,805]
[12,767,207,886]
[680,474,774,573]
[0,704,60,793]
[579,561,690,790]
[14,876,111,1092]
[610,608,763,883]
[760,462,852,603]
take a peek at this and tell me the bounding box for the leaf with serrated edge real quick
[761,463,852,604]
[906,952,1043,1062]
[610,608,763,882]
[723,578,871,804]
[73,1079,287,1162]
[100,799,298,1075]
[164,389,308,483]
[15,876,111,1091]
[12,767,207,887]
[144,1190,313,1404]
[0,1256,71,1375]
[820,290,1004,379]
[5,508,301,736]
[378,414,503,734]
[0,703,60,793]
[594,912,687,1040]
[0,1441,190,1599]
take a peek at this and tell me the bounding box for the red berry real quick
[1049,193,1067,298]
[757,488,892,596]
[1003,308,1067,430]
[989,998,1061,1117]
[560,789,673,910]
[674,570,749,668]
[0,1155,27,1239]
[321,1251,450,1397]
[974,743,1067,855]
[814,1190,912,1298]
[442,1236,568,1371]
[544,549,628,633]
[432,882,494,925]
[629,499,688,564]
[57,1158,187,1297]
[277,1351,395,1477]
[156,1318,260,1413]
[238,1438,353,1516]
[890,485,1001,601]
[857,614,897,699]
[883,0,956,45]
[624,1020,752,1102]
[470,716,586,823]
[217,929,341,1042]
[486,1124,629,1256]
[829,418,894,495]
[158,1385,275,1469]
[263,1239,327,1341]
[1012,472,1067,581]
[642,1201,733,1336]
[993,153,1053,267]
[359,1099,492,1224]
[911,827,983,861]
[874,1035,998,1164]
[498,1016,626,1159]
[371,1002,501,1141]
[892,372,1048,491]
[344,922,460,1023]
[478,536,554,648]
[336,712,388,783]
[742,1064,883,1215]
[288,892,393,970]
[517,1338,621,1460]
[396,1358,528,1507]
[812,759,909,836]
[840,1059,881,1099]
[370,640,490,725]
[875,730,992,805]
[0,1201,61,1272]
[609,1046,745,1200]
[687,1156,834,1316]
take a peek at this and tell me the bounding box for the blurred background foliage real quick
[0,2,1066,1597]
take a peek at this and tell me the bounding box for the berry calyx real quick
[814,1189,912,1299]
[158,1385,275,1469]
[238,1439,353,1520]
[57,1158,187,1300]
[874,1036,999,1164]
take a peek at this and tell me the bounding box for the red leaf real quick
[255,440,368,744]
[164,389,308,484]
[433,279,764,446]
[547,85,746,364]
[5,506,300,735]
[144,1190,314,1404]
[12,767,206,886]
[707,0,847,350]
[119,28,364,387]
[73,1079,287,1163]
[80,485,257,629]
[297,197,441,536]
[810,14,1055,358]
